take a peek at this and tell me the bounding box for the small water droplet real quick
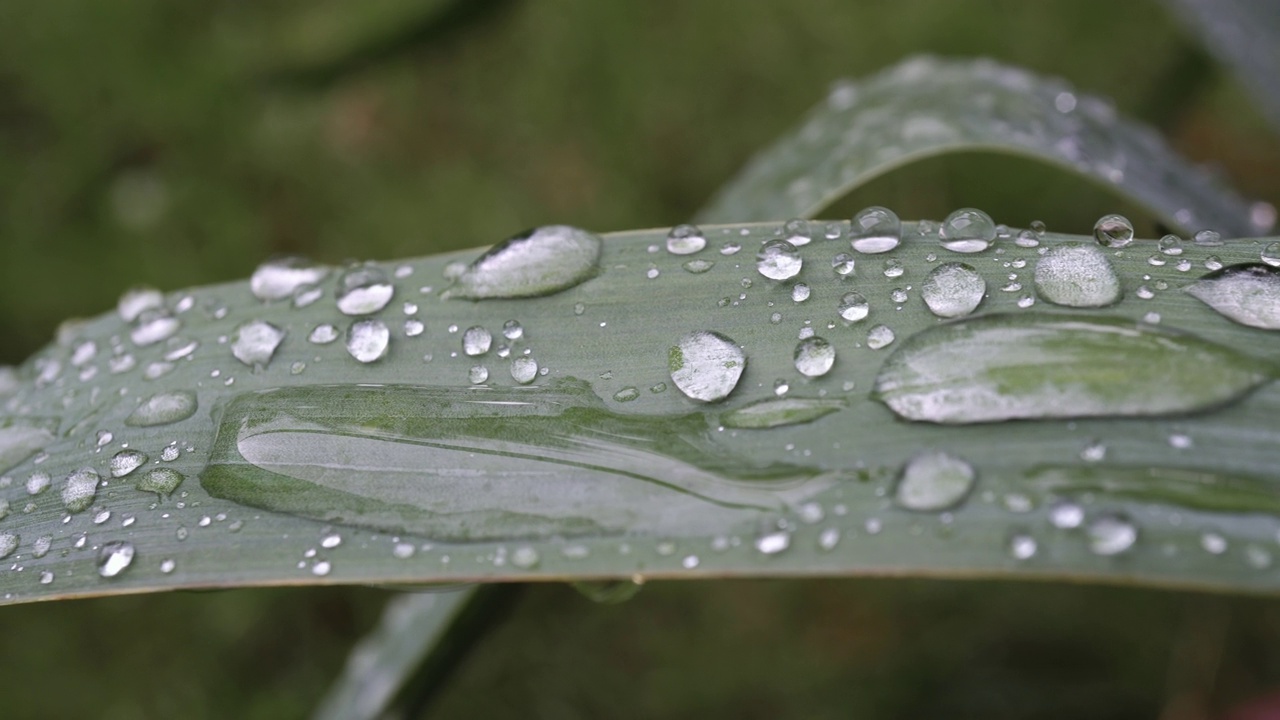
[309,324,340,344]
[0,532,17,559]
[61,467,99,513]
[137,467,184,497]
[131,311,181,347]
[1080,440,1107,462]
[837,292,869,322]
[1087,514,1137,555]
[346,319,391,363]
[940,208,996,253]
[755,530,791,555]
[1008,533,1037,560]
[97,541,136,578]
[1193,229,1223,247]
[231,320,286,368]
[818,527,840,550]
[612,387,640,402]
[669,331,746,402]
[1049,501,1084,529]
[0,424,53,477]
[450,225,603,299]
[1093,214,1134,248]
[511,546,540,568]
[921,262,986,318]
[1200,532,1227,555]
[1033,243,1122,307]
[666,224,707,255]
[26,471,50,495]
[1186,263,1280,330]
[126,390,198,427]
[1015,229,1039,248]
[756,240,802,280]
[117,286,164,322]
[462,326,493,356]
[791,283,811,303]
[468,365,489,384]
[894,451,976,511]
[1158,234,1184,256]
[510,356,538,384]
[882,259,905,278]
[850,206,901,254]
[250,257,330,301]
[866,324,895,349]
[831,253,856,276]
[793,337,835,377]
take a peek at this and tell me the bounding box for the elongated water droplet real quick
[873,314,1272,424]
[793,337,835,377]
[61,467,99,513]
[131,312,180,346]
[939,208,995,253]
[670,331,746,402]
[250,257,329,301]
[756,240,802,280]
[462,326,492,356]
[850,206,901,254]
[336,267,394,315]
[666,224,706,255]
[721,397,843,429]
[126,390,198,427]
[97,541,136,578]
[137,467,184,497]
[1087,514,1137,555]
[921,262,985,318]
[0,532,17,560]
[894,451,976,511]
[837,292,869,322]
[1093,214,1134,248]
[200,381,836,540]
[231,320,285,368]
[449,225,602,299]
[346,319,390,363]
[0,424,53,476]
[117,287,164,323]
[1186,263,1280,330]
[109,449,148,478]
[755,530,791,555]
[1033,243,1122,307]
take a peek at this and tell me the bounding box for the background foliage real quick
[2,0,1279,717]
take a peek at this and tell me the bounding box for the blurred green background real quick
[2,0,1279,717]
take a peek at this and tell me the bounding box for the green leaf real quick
[4,221,1280,606]
[697,56,1266,237]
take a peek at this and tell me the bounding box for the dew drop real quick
[791,283,811,303]
[502,320,524,340]
[1087,514,1137,555]
[939,208,996,253]
[126,390,198,427]
[0,532,16,560]
[1158,235,1184,256]
[462,326,493,356]
[893,451,976,512]
[60,467,100,513]
[1093,214,1134,248]
[1261,243,1280,268]
[468,365,489,384]
[97,541,136,578]
[342,319,390,363]
[335,267,394,316]
[131,312,181,347]
[1049,501,1084,529]
[1009,533,1037,560]
[1193,229,1223,247]
[837,292,869,322]
[818,527,841,550]
[793,337,835,377]
[866,324,895,349]
[755,530,791,555]
[669,331,746,402]
[1200,532,1227,555]
[756,240,802,280]
[137,467,184,497]
[26,471,50,495]
[117,286,164,323]
[832,253,856,276]
[921,262,986,318]
[250,257,329,301]
[682,259,714,274]
[850,206,901,254]
[1185,263,1280,330]
[510,356,538,385]
[666,224,707,255]
[449,225,603,299]
[231,320,286,368]
[613,387,640,402]
[309,324,340,344]
[1033,243,1123,307]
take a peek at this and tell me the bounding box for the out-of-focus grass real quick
[1,0,1279,716]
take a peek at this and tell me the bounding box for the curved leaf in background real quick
[697,56,1269,237]
[3,219,1280,606]
[1162,0,1280,133]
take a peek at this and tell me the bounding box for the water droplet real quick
[137,467,183,497]
[1032,243,1122,308]
[1009,533,1037,560]
[1049,501,1084,529]
[511,546,540,569]
[1093,214,1134,248]
[461,326,493,357]
[510,356,538,384]
[1080,440,1107,462]
[1260,243,1280,268]
[117,286,164,322]
[0,424,53,476]
[882,259,904,278]
[61,467,99,513]
[682,259,715,274]
[1015,230,1039,248]
[1186,263,1280,330]
[818,527,841,550]
[1200,532,1227,555]
[939,208,996,253]
[873,314,1271,423]
[756,240,802,280]
[0,532,16,559]
[231,320,286,368]
[97,541,136,578]
[343,319,390,363]
[468,365,489,384]
[670,331,746,402]
[866,324,895,349]
[501,320,524,340]
[31,535,50,557]
[250,257,330,301]
[791,283,811,303]
[755,530,791,555]
[894,451,976,511]
[1158,235,1184,256]
[613,387,640,403]
[666,224,707,255]
[850,206,901,254]
[921,262,986,318]
[309,324,340,344]
[311,560,331,576]
[26,471,50,495]
[1087,515,1137,555]
[721,397,843,429]
[126,390,198,427]
[131,311,181,347]
[837,292,869,322]
[793,337,835,377]
[1194,229,1223,247]
[831,253,856,276]
[449,225,603,299]
[335,267,395,315]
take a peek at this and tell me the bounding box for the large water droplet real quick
[336,267,395,316]
[346,320,391,363]
[720,397,843,429]
[850,206,901,254]
[97,541,136,578]
[756,240,802,280]
[921,262,986,318]
[939,208,995,253]
[462,326,493,356]
[666,224,707,255]
[200,381,837,540]
[1185,263,1280,330]
[510,356,538,384]
[250,257,329,301]
[231,320,286,368]
[669,331,746,402]
[126,390,198,427]
[0,533,17,560]
[873,314,1271,424]
[793,337,835,377]
[1033,243,1122,308]
[448,225,603,299]
[109,449,148,478]
[1093,214,1134,248]
[893,451,976,511]
[0,423,54,476]
[1087,514,1137,555]
[61,467,100,513]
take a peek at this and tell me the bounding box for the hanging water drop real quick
[231,320,286,368]
[1033,243,1122,307]
[1093,214,1134,248]
[449,225,603,299]
[669,331,746,402]
[793,337,835,377]
[939,208,996,253]
[346,320,391,363]
[850,206,901,254]
[921,262,986,318]
[893,451,976,511]
[756,240,802,280]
